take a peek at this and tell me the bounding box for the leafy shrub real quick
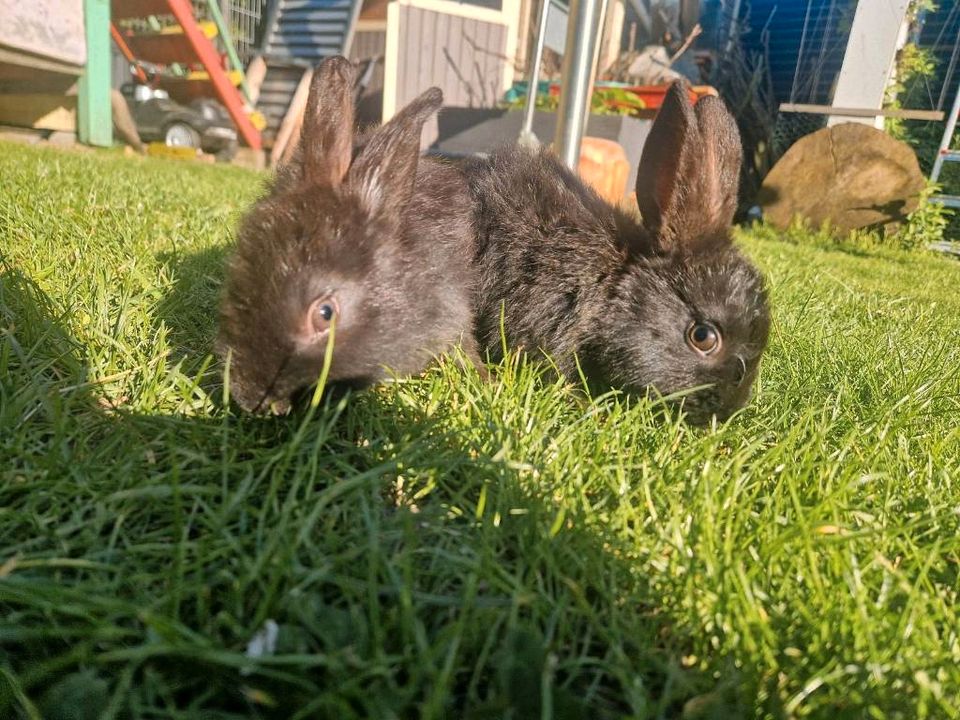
[893,181,954,249]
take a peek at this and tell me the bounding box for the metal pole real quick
[583,0,609,135]
[724,0,743,56]
[520,0,552,145]
[554,0,606,169]
[931,74,960,184]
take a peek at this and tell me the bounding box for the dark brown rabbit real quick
[216,56,479,413]
[464,82,770,423]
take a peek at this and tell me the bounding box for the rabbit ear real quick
[300,56,356,188]
[347,87,443,213]
[635,82,741,252]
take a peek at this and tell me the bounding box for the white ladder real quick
[931,76,960,208]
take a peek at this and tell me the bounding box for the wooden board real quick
[0,93,77,131]
[111,0,174,21]
[245,55,267,105]
[270,67,312,167]
[123,23,219,66]
[0,49,83,80]
[780,103,945,122]
[0,0,86,67]
[827,0,910,128]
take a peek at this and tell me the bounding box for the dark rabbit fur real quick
[464,82,770,422]
[217,56,478,413]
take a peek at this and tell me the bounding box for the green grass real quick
[1,140,959,720]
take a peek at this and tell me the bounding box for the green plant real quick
[893,181,955,249]
[590,88,646,116]
[504,88,646,117]
[885,43,938,140]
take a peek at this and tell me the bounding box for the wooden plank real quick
[123,24,217,66]
[472,19,490,106]
[355,19,388,31]
[0,58,80,92]
[827,0,910,128]
[780,103,945,121]
[499,0,520,92]
[280,110,303,164]
[110,0,171,20]
[0,94,77,131]
[0,0,87,66]
[78,0,112,147]
[246,55,267,105]
[381,0,402,121]
[270,67,312,167]
[421,6,437,101]
[406,6,423,110]
[359,0,389,22]
[434,9,451,105]
[489,23,507,106]
[0,48,83,77]
[455,14,471,106]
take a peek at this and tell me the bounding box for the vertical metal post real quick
[78,0,113,147]
[520,0,552,145]
[584,0,609,131]
[724,0,743,56]
[553,0,606,169]
[931,75,960,184]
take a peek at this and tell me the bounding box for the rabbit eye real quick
[686,321,721,355]
[311,297,339,334]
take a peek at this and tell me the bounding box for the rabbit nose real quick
[734,355,748,387]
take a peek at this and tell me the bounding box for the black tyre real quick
[215,139,238,163]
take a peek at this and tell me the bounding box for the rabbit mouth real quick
[226,351,295,415]
[676,379,754,424]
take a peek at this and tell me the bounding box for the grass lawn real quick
[1,140,959,719]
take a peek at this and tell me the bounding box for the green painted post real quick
[78,0,113,147]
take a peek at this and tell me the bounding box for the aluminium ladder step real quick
[930,194,960,208]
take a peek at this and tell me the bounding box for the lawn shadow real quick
[2,261,783,719]
[154,244,230,374]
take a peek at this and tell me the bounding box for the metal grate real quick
[188,1,267,64]
[222,0,267,64]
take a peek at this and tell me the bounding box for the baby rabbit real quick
[216,56,478,413]
[465,82,770,423]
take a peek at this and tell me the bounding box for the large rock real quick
[757,122,925,234]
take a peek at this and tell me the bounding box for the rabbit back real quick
[463,83,770,422]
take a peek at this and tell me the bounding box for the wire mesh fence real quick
[771,110,826,159]
[219,0,267,65]
[186,1,267,65]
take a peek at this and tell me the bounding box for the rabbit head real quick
[583,82,770,422]
[216,57,446,413]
